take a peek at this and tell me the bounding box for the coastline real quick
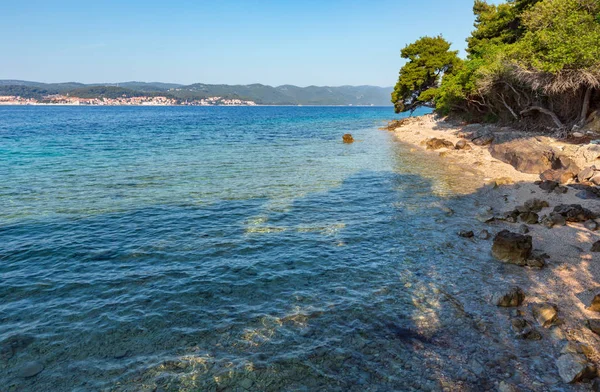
[387,114,600,385]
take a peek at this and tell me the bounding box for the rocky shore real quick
[387,115,600,389]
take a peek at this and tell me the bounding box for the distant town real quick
[0,94,257,106]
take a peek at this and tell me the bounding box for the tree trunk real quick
[520,106,564,129]
[578,87,593,127]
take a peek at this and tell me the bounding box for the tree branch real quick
[520,106,564,129]
[578,87,593,127]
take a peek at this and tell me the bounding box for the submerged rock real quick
[0,334,35,361]
[478,230,491,240]
[458,230,474,238]
[530,303,558,328]
[492,286,525,307]
[342,134,354,143]
[476,206,495,223]
[492,230,532,265]
[519,224,530,234]
[17,361,44,378]
[555,354,596,383]
[592,241,600,252]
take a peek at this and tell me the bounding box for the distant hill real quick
[0,80,393,106]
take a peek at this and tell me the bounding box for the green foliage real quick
[391,36,460,113]
[510,0,600,74]
[405,0,600,128]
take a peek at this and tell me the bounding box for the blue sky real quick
[1,0,499,87]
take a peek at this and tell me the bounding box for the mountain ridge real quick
[0,80,393,106]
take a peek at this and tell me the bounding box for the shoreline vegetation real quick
[385,114,600,386]
[391,0,599,136]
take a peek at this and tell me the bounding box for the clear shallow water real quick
[0,107,563,391]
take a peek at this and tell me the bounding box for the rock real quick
[553,204,596,222]
[530,303,558,327]
[342,134,354,143]
[489,138,556,174]
[0,334,34,361]
[555,354,596,383]
[476,206,495,223]
[555,185,569,194]
[574,186,600,200]
[539,180,559,192]
[589,294,600,312]
[458,230,474,238]
[455,139,472,150]
[239,377,254,389]
[17,361,44,378]
[492,286,525,307]
[526,254,546,269]
[472,134,494,146]
[588,319,600,335]
[426,138,454,150]
[578,166,597,182]
[499,210,520,223]
[540,212,567,228]
[519,224,530,234]
[540,169,576,184]
[498,381,519,392]
[524,198,549,212]
[590,173,600,186]
[557,155,581,173]
[573,131,585,138]
[593,241,600,252]
[492,177,514,187]
[478,230,491,240]
[511,317,542,340]
[519,212,539,225]
[584,220,599,231]
[492,230,533,265]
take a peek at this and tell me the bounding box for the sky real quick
[0,0,499,87]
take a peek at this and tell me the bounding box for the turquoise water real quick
[0,107,552,391]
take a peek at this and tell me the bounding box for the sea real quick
[0,106,549,391]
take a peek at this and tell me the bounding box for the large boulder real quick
[492,230,533,264]
[489,138,556,174]
[553,204,596,222]
[426,138,454,150]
